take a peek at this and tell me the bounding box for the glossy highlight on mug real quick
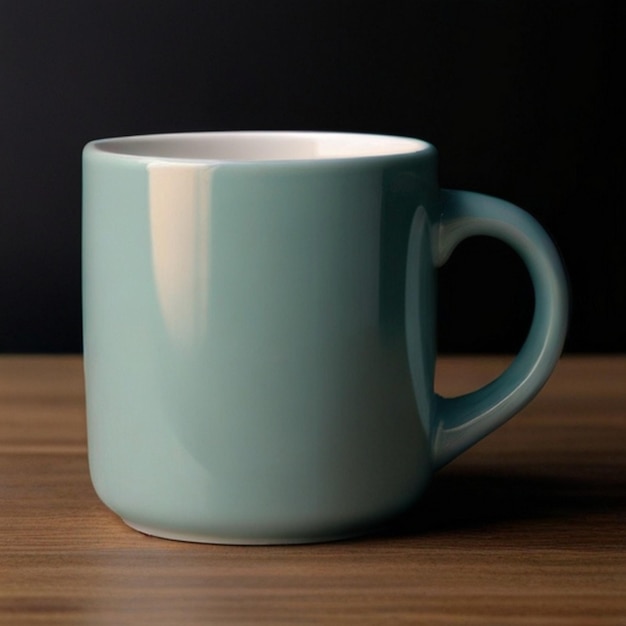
[148,162,215,347]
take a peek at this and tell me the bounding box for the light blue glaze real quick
[82,132,568,543]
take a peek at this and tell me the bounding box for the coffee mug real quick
[82,131,568,544]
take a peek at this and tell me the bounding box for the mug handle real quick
[431,190,568,469]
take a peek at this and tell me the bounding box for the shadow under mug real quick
[82,131,568,544]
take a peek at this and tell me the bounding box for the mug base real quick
[123,518,371,546]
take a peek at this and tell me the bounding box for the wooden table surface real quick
[0,355,624,625]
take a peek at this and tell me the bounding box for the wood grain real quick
[1,355,625,625]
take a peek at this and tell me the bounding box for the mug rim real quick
[84,130,435,164]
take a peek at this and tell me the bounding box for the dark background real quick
[1,0,624,354]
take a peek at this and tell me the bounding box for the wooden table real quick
[1,355,624,625]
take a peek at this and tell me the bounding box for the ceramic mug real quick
[82,131,568,544]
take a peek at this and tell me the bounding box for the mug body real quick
[82,132,439,543]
